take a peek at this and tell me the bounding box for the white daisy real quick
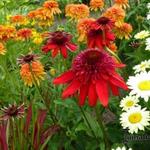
[120,107,150,134]
[127,71,150,102]
[112,146,132,150]
[120,95,139,111]
[147,3,150,9]
[145,38,150,51]
[147,13,150,20]
[134,30,150,39]
[133,60,150,73]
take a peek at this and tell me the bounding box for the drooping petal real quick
[88,83,97,106]
[66,43,77,51]
[42,43,57,53]
[79,84,89,106]
[96,80,109,107]
[60,46,68,58]
[109,83,119,96]
[110,74,128,90]
[62,79,81,98]
[51,48,59,58]
[53,70,74,84]
[115,63,126,68]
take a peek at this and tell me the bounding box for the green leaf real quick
[0,65,6,80]
[84,112,103,139]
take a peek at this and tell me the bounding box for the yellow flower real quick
[20,61,45,87]
[77,18,95,42]
[90,0,104,11]
[0,42,6,55]
[65,4,89,21]
[32,30,43,44]
[50,68,56,76]
[114,22,133,39]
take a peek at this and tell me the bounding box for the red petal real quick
[79,84,89,106]
[110,74,128,90]
[60,46,67,58]
[96,80,109,107]
[109,83,119,96]
[42,43,57,53]
[51,48,59,57]
[88,83,97,106]
[53,70,74,84]
[88,38,94,48]
[106,31,115,41]
[96,37,103,49]
[62,79,81,98]
[66,43,77,51]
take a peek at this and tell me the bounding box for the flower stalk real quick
[95,106,111,150]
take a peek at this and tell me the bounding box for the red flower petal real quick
[66,43,77,51]
[42,43,57,53]
[109,83,119,96]
[51,48,59,57]
[96,37,103,49]
[79,84,89,106]
[96,80,109,107]
[62,79,81,98]
[88,83,97,106]
[53,70,74,84]
[60,46,68,58]
[110,74,128,90]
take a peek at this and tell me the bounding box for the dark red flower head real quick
[87,17,115,49]
[0,103,24,121]
[42,31,77,58]
[96,17,114,30]
[17,54,39,64]
[53,48,128,107]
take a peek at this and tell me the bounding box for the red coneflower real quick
[87,17,115,49]
[42,31,77,58]
[0,103,24,121]
[53,48,128,107]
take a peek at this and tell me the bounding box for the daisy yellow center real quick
[128,113,142,124]
[125,100,134,107]
[140,64,146,69]
[138,80,150,91]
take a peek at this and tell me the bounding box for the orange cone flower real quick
[90,0,104,11]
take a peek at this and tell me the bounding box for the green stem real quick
[108,0,112,7]
[95,107,111,150]
[10,119,15,150]
[105,47,122,63]
[79,107,99,144]
[29,63,57,124]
